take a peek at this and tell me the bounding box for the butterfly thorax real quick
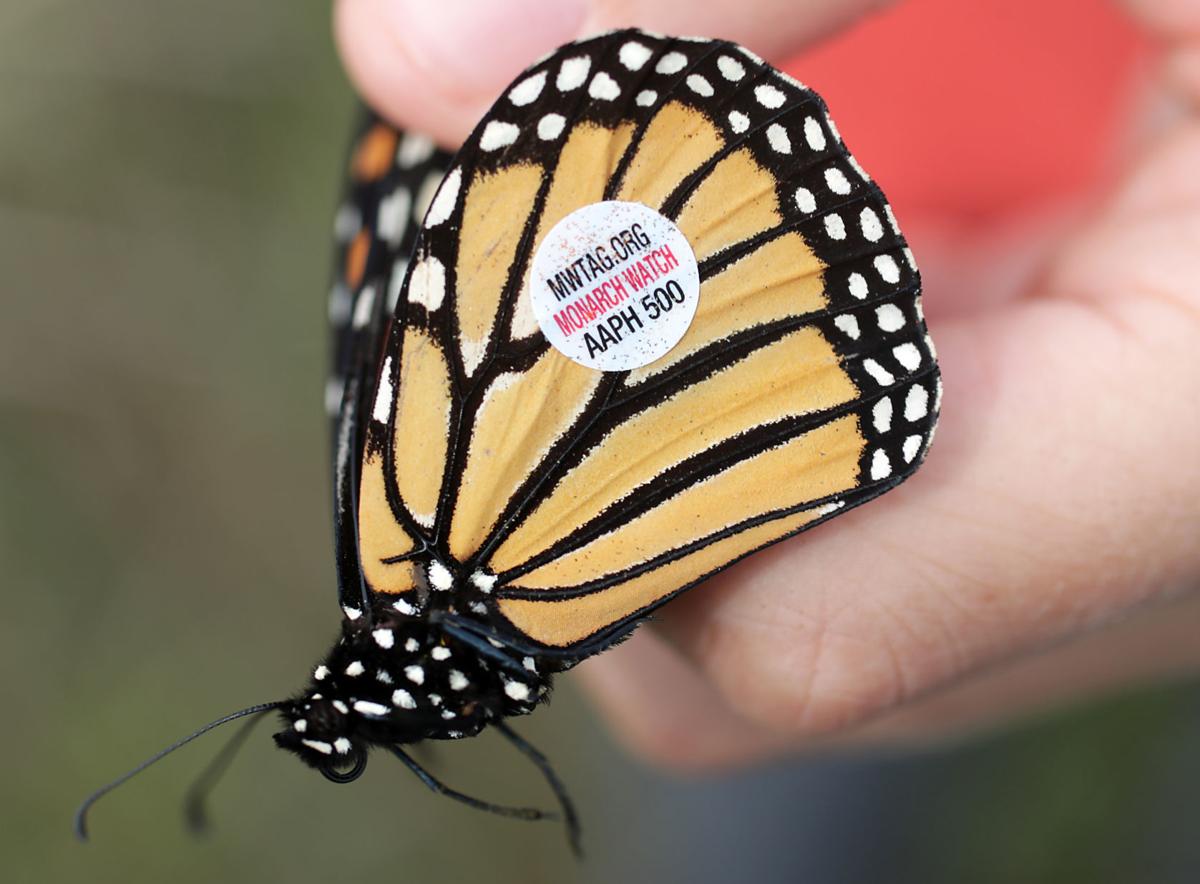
[273,609,548,771]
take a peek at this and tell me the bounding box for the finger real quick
[583,584,1200,764]
[846,588,1200,744]
[573,628,793,769]
[1121,0,1200,36]
[1120,2,1200,102]
[334,0,892,146]
[648,111,1200,736]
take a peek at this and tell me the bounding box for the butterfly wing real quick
[358,30,941,655]
[327,109,454,616]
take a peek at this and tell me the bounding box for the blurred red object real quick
[785,0,1151,223]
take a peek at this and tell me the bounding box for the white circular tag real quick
[530,200,700,372]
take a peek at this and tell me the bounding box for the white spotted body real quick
[274,604,548,770]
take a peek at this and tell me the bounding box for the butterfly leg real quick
[494,720,582,858]
[388,745,555,823]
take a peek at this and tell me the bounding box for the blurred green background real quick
[2,2,1198,883]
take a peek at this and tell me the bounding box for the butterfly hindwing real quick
[328,110,454,616]
[357,30,941,655]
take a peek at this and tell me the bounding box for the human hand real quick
[334,0,1200,767]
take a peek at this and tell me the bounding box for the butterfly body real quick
[273,607,548,771]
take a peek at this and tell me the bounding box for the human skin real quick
[334,0,1200,768]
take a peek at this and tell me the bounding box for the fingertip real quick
[334,0,587,147]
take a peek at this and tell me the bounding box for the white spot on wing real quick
[372,358,393,424]
[717,55,745,81]
[376,187,412,245]
[767,124,791,153]
[588,72,620,100]
[397,133,434,168]
[824,214,846,240]
[833,314,860,339]
[302,739,333,755]
[686,74,714,96]
[905,385,930,420]
[470,571,497,592]
[351,284,376,330]
[334,737,352,754]
[893,343,922,371]
[860,208,884,242]
[428,560,453,591]
[824,167,851,195]
[372,628,394,649]
[344,660,365,677]
[872,397,893,433]
[863,359,895,386]
[874,254,901,284]
[876,304,905,332]
[655,51,687,74]
[556,56,591,91]
[314,665,329,681]
[508,71,546,106]
[392,688,416,709]
[794,187,816,214]
[728,110,749,133]
[480,121,520,151]
[755,84,785,108]
[620,41,652,70]
[424,167,461,227]
[342,605,363,621]
[448,670,469,691]
[537,113,565,140]
[408,256,446,311]
[404,664,425,685]
[848,273,869,299]
[804,117,827,151]
[903,435,923,463]
[431,646,451,661]
[635,89,657,107]
[870,449,892,480]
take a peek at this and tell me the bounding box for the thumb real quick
[334,0,889,146]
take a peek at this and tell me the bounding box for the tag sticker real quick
[530,200,700,372]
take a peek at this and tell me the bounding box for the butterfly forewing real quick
[359,30,940,654]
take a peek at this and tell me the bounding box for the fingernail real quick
[382,0,589,98]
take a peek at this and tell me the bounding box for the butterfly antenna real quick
[183,708,271,834]
[494,720,582,858]
[75,700,285,841]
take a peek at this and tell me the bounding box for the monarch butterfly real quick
[77,28,940,851]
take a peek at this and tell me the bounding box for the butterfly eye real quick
[320,746,368,784]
